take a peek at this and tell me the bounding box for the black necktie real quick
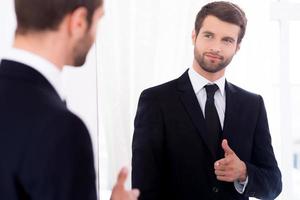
[204,84,221,158]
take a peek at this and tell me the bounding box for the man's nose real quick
[209,40,222,53]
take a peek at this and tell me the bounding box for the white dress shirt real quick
[188,67,226,128]
[188,67,248,194]
[2,48,65,100]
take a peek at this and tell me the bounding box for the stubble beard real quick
[72,31,94,67]
[194,48,233,73]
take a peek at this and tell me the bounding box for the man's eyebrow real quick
[202,31,214,35]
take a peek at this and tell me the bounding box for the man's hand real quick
[214,139,247,182]
[110,167,140,200]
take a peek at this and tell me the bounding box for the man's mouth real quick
[204,53,223,60]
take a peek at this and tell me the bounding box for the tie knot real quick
[205,84,219,100]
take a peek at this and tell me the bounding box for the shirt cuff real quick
[234,176,248,194]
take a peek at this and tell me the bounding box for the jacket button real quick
[212,187,219,193]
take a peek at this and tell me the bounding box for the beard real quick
[72,31,94,67]
[194,48,234,73]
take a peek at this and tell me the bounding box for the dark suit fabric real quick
[132,70,282,200]
[0,60,97,200]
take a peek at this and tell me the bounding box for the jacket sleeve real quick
[132,89,166,200]
[244,95,282,199]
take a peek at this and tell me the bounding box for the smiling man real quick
[132,1,282,200]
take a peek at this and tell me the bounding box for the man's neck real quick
[192,59,225,82]
[13,33,67,71]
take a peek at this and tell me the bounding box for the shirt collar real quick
[2,48,65,100]
[188,67,226,96]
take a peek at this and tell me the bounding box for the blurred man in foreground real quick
[0,0,139,199]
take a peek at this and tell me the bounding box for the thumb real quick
[222,139,234,155]
[116,167,128,186]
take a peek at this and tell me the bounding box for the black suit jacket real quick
[132,70,282,200]
[0,60,97,200]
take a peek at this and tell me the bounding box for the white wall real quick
[0,0,16,59]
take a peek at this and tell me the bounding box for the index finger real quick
[214,158,230,168]
[116,167,128,186]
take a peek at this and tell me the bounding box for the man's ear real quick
[68,7,89,38]
[192,29,197,45]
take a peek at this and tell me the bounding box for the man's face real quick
[73,6,104,66]
[193,15,240,73]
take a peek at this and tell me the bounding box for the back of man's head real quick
[15,0,102,34]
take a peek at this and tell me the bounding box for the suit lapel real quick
[223,81,240,146]
[177,70,217,159]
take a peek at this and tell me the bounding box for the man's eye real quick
[204,34,212,38]
[223,39,234,44]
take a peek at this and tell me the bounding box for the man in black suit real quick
[132,1,282,200]
[0,0,139,200]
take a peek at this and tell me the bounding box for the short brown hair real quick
[15,0,102,34]
[195,1,247,44]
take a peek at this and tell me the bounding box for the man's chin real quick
[201,65,224,73]
[73,63,85,67]
[72,57,87,67]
